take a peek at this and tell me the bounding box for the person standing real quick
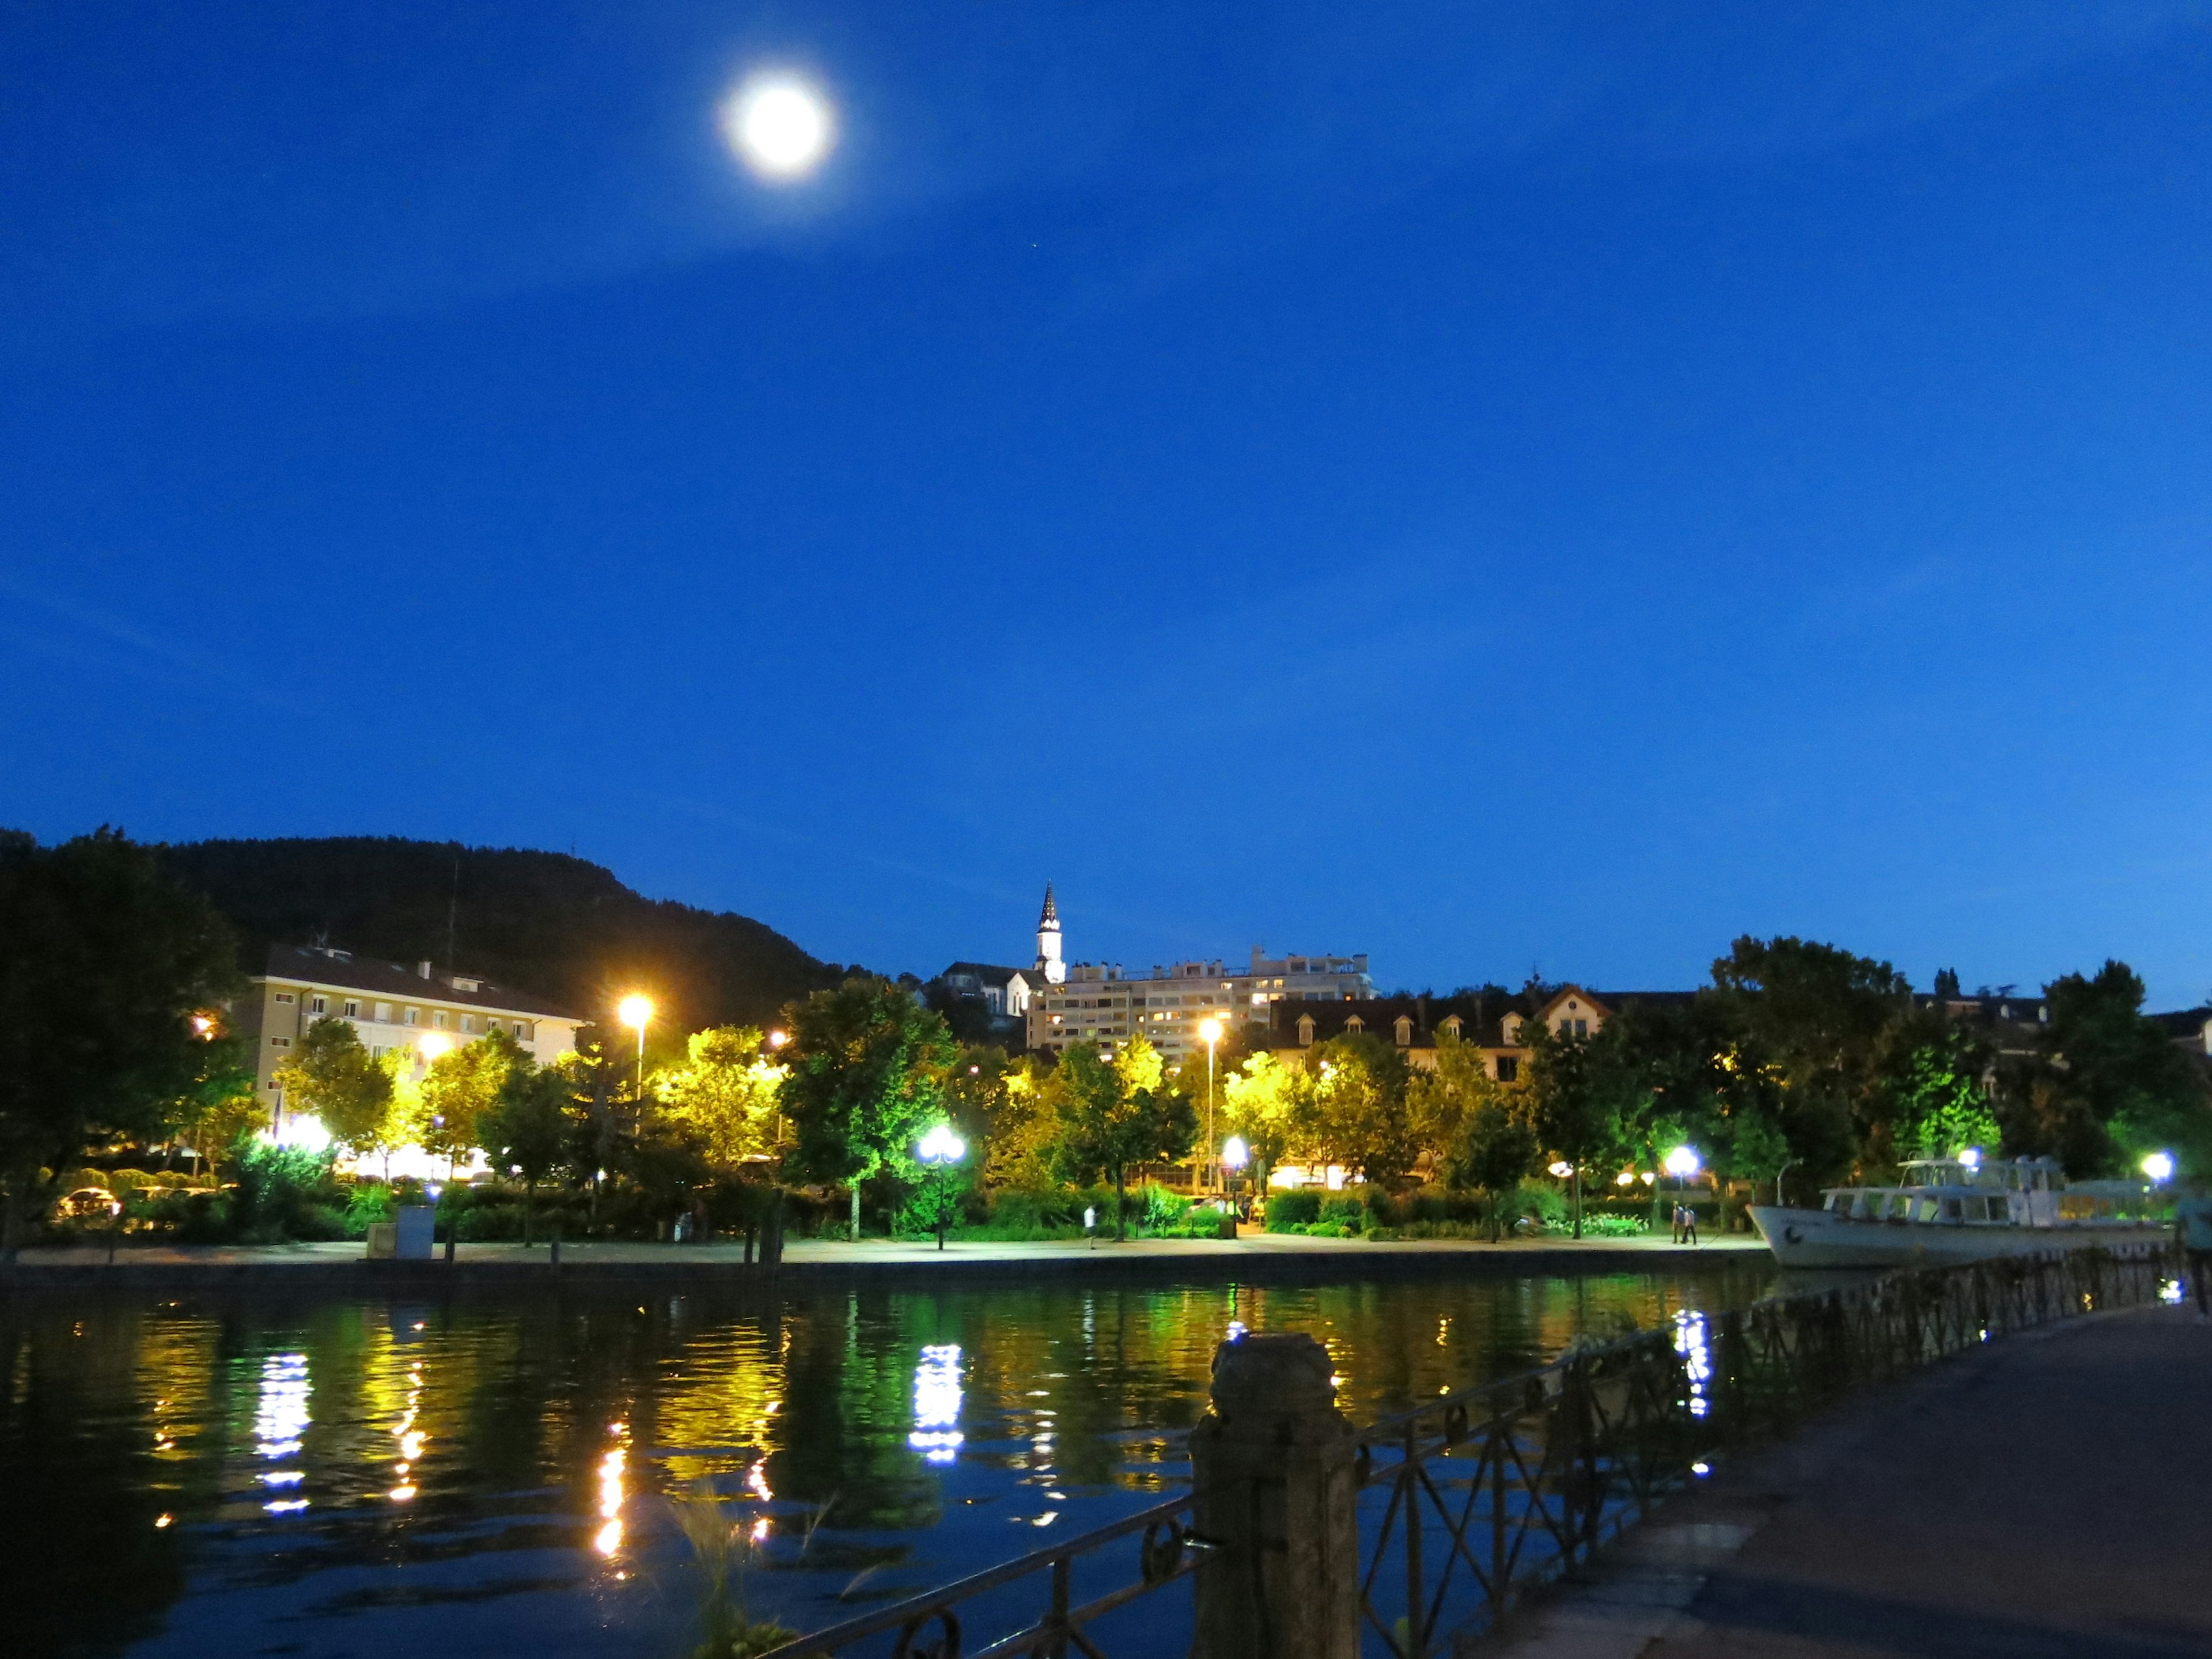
[1084,1204,1097,1250]
[2175,1175,2212,1323]
[1682,1199,1699,1247]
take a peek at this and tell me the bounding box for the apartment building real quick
[1026,934,1373,1063]
[232,944,585,1124]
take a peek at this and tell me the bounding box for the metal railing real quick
[1349,1244,2179,1657]
[758,1494,1200,1659]
[757,1244,2178,1659]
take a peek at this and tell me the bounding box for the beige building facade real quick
[232,944,585,1124]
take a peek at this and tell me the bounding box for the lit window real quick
[274,992,296,1005]
[270,1036,290,1047]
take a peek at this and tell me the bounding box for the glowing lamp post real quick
[1548,1159,1585,1240]
[1664,1145,1701,1234]
[618,995,654,1102]
[2143,1150,2176,1184]
[915,1124,967,1252]
[1222,1134,1250,1207]
[1199,1018,1222,1194]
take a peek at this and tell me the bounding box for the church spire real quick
[1035,882,1065,984]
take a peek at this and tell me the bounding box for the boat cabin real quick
[1817,1155,2157,1229]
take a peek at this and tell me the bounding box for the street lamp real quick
[1198,1018,1222,1195]
[915,1123,967,1252]
[1222,1133,1249,1209]
[1664,1145,1701,1237]
[618,995,653,1101]
[2143,1150,2176,1183]
[1548,1160,1584,1240]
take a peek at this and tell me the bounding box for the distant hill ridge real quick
[156,835,855,1035]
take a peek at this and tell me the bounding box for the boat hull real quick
[1747,1205,2158,1270]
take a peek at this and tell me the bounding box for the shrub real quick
[229,1137,344,1243]
[1266,1190,1322,1231]
[1317,1194,1368,1231]
[1139,1184,1190,1234]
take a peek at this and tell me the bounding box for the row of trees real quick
[3,829,2206,1251]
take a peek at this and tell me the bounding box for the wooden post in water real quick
[1188,1332,1359,1659]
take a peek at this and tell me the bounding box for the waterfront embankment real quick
[1494,1298,2212,1659]
[0,1230,1766,1291]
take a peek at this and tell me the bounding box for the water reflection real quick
[908,1344,964,1465]
[0,1260,1775,1658]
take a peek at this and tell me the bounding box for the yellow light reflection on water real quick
[596,1444,627,1555]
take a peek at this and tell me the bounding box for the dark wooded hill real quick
[157,836,856,1036]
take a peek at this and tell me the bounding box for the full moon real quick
[724,77,834,180]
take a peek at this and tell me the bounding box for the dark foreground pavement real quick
[1498,1301,2212,1659]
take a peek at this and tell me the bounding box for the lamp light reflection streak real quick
[595,1438,627,1555]
[389,1357,426,1502]
[1672,1311,1713,1419]
[908,1344,964,1464]
[256,1353,311,1513]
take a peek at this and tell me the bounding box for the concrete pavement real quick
[0,1229,1764,1290]
[1493,1301,2212,1659]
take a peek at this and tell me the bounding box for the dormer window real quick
[1297,1014,1316,1047]
[1394,1016,1413,1046]
[1344,1015,1364,1033]
[1440,1014,1463,1037]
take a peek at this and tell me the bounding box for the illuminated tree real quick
[1047,1039,1195,1238]
[654,1025,787,1168]
[1306,1033,1416,1185]
[478,1057,580,1243]
[419,1028,527,1172]
[781,978,957,1238]
[1220,1051,1312,1191]
[271,1015,393,1154]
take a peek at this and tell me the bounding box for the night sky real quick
[6,3,2212,1002]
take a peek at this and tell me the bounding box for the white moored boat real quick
[1748,1154,2161,1270]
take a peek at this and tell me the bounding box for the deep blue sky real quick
[6,3,2212,1003]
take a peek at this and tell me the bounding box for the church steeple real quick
[1035,882,1065,984]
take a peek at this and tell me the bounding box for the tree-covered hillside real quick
[156,836,855,1033]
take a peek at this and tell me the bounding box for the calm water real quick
[1,1262,1777,1658]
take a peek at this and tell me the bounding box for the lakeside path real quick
[1495,1301,2212,1659]
[0,1230,1766,1290]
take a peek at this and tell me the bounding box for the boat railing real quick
[756,1244,2179,1659]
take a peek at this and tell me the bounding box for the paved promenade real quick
[1498,1301,2212,1659]
[0,1229,1763,1289]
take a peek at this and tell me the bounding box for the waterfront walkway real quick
[1498,1301,2212,1659]
[0,1229,1763,1287]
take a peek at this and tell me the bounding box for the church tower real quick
[1035,882,1065,984]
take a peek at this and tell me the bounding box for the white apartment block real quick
[232,944,585,1124]
[1022,896,1372,1063]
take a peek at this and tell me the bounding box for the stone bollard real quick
[1188,1332,1361,1659]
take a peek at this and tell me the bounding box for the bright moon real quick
[724,77,834,180]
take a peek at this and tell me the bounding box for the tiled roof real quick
[257,944,580,1020]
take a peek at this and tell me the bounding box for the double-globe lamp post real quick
[916,1124,967,1252]
[1664,1144,1702,1234]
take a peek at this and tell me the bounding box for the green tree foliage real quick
[1218,1051,1310,1190]
[270,1015,394,1154]
[976,1052,1058,1190]
[1305,1033,1416,1185]
[1874,1012,1999,1165]
[1710,937,1911,1184]
[1445,1094,1541,1240]
[655,1026,787,1168]
[419,1028,527,1170]
[478,1057,581,1242]
[0,830,242,1252]
[2030,961,2210,1173]
[1514,1022,1601,1236]
[780,978,957,1238]
[1046,1039,1195,1238]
